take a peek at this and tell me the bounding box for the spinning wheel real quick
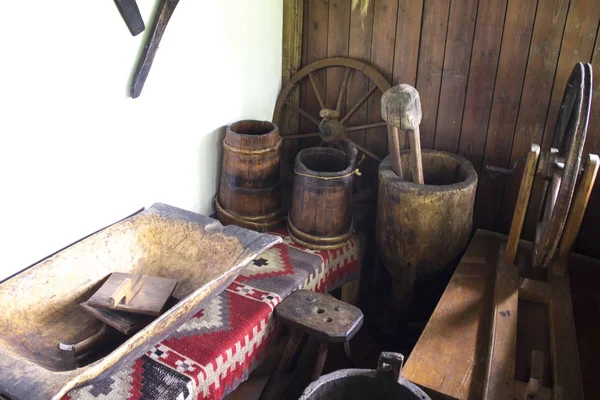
[533,63,592,267]
[484,64,596,399]
[273,58,392,195]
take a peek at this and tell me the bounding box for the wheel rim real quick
[532,62,592,267]
[272,57,392,203]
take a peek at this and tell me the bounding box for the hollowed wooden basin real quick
[0,203,281,400]
[377,150,477,307]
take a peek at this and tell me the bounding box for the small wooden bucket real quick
[377,150,477,306]
[289,146,357,250]
[216,120,283,232]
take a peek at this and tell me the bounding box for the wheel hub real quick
[318,117,346,143]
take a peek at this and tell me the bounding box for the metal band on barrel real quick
[222,138,282,155]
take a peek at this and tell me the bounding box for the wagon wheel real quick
[533,62,592,268]
[273,57,392,203]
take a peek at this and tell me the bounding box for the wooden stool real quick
[259,289,364,400]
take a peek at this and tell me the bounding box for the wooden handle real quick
[408,127,424,184]
[59,324,109,356]
[125,274,149,304]
[387,126,403,178]
[109,278,133,308]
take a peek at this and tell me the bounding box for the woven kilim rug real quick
[63,228,362,400]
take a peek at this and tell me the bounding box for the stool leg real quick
[311,342,329,382]
[259,329,303,400]
[287,332,309,372]
[343,341,354,367]
[341,279,360,306]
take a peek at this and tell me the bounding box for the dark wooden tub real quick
[288,146,357,250]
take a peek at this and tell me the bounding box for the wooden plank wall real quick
[295,0,600,258]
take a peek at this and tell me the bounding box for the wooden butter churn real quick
[216,120,284,232]
[288,145,358,250]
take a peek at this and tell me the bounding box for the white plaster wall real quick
[0,0,283,279]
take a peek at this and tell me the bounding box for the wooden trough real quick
[0,203,280,400]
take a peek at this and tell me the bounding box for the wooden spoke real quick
[344,121,387,132]
[284,100,321,127]
[282,132,320,140]
[336,69,352,113]
[343,137,381,162]
[308,73,326,110]
[340,86,378,124]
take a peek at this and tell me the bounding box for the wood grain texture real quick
[403,229,596,400]
[504,144,540,266]
[497,0,570,234]
[345,0,375,148]
[433,0,478,153]
[377,150,477,308]
[401,230,499,399]
[301,0,329,145]
[289,147,355,249]
[524,0,600,240]
[130,0,179,98]
[415,0,451,150]
[392,0,423,86]
[366,0,398,158]
[217,121,282,231]
[458,0,507,175]
[281,0,304,177]
[473,0,537,231]
[275,289,364,343]
[325,0,351,113]
[391,0,423,149]
[575,26,600,257]
[483,250,519,400]
[87,272,177,316]
[548,270,584,399]
[556,154,599,274]
[292,0,600,258]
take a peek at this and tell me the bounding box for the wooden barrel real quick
[377,150,477,306]
[216,120,283,232]
[289,147,357,250]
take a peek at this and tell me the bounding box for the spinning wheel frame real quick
[532,62,592,267]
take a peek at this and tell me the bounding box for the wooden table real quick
[402,229,600,400]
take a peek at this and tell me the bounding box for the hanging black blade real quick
[130,0,180,98]
[114,0,145,36]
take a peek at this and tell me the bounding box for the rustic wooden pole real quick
[555,153,599,274]
[280,0,304,182]
[387,126,404,179]
[408,126,424,184]
[130,0,180,98]
[504,144,541,266]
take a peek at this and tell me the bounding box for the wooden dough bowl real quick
[0,203,280,400]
